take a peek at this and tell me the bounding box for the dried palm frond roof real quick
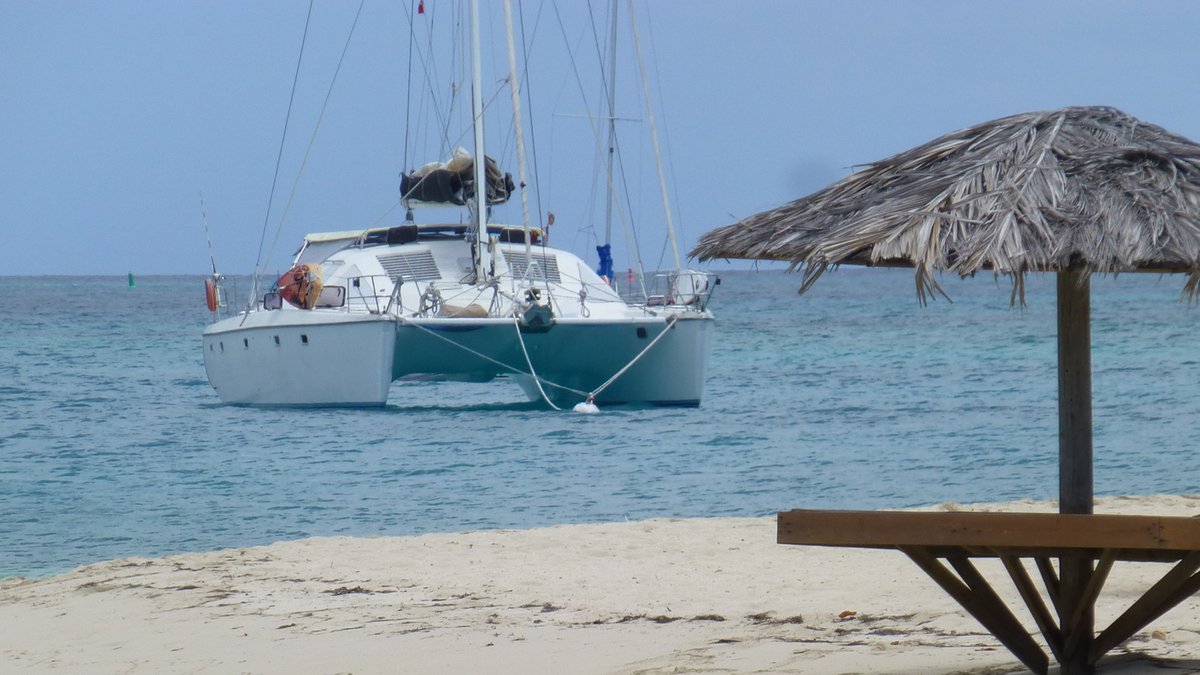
[691,106,1200,302]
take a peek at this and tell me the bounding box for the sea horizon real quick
[3,268,1199,578]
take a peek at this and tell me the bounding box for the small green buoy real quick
[128,272,135,288]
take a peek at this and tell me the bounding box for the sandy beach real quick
[3,495,1200,674]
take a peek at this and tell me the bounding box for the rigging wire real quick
[602,7,650,296]
[627,0,682,273]
[368,198,407,229]
[402,0,417,173]
[517,0,547,233]
[503,0,532,252]
[599,17,650,285]
[251,0,315,305]
[643,2,686,273]
[199,190,218,277]
[446,3,464,158]
[584,0,615,245]
[399,2,517,178]
[550,0,649,300]
[497,2,548,197]
[578,0,609,251]
[572,1,649,293]
[399,1,454,165]
[259,0,367,281]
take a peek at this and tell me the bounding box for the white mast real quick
[603,0,618,248]
[469,0,489,283]
[502,0,533,266]
[627,0,682,272]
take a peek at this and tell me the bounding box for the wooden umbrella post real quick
[1057,268,1094,516]
[1057,267,1094,674]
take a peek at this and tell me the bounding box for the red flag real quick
[418,0,424,14]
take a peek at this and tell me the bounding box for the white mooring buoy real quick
[573,396,600,414]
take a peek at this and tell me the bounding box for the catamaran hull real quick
[202,314,396,406]
[514,316,712,406]
[394,315,713,406]
[202,310,711,407]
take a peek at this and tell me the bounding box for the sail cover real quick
[401,147,515,206]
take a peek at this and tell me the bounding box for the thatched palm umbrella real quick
[692,105,1200,673]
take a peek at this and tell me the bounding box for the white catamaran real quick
[202,0,715,408]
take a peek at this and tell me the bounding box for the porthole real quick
[636,327,647,339]
[301,334,309,344]
[243,338,249,349]
[273,335,280,345]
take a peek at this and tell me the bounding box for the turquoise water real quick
[2,270,1199,578]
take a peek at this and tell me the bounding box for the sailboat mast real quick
[469,0,489,283]
[502,0,533,266]
[627,0,682,272]
[603,0,618,248]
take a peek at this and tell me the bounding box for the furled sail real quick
[400,147,515,206]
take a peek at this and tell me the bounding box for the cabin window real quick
[301,334,309,344]
[273,335,280,345]
[315,286,346,308]
[243,338,249,349]
[636,327,648,339]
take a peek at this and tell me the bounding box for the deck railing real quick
[621,270,719,311]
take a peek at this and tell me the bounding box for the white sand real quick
[4,495,1200,674]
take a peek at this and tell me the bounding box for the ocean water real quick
[2,269,1199,579]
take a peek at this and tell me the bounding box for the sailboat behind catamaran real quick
[201,0,715,408]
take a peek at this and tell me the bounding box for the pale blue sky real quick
[3,0,1198,276]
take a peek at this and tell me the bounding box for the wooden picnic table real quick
[778,510,1200,674]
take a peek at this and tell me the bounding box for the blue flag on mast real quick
[595,244,614,281]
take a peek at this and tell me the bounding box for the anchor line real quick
[587,315,678,399]
[402,320,590,398]
[401,314,682,408]
[512,319,565,411]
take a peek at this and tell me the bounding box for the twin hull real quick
[202,313,396,406]
[203,312,711,407]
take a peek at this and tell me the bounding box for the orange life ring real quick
[204,277,219,312]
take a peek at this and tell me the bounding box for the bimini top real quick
[296,223,546,264]
[301,223,544,247]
